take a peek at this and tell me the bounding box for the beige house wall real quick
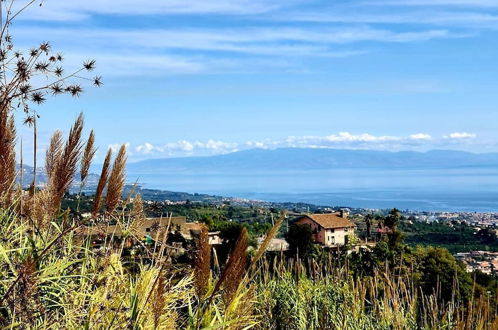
[296,217,352,247]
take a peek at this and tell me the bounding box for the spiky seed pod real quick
[194,225,211,299]
[0,111,17,205]
[47,113,84,213]
[105,144,127,215]
[45,130,63,181]
[92,148,112,217]
[80,130,96,183]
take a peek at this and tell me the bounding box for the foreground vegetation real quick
[1,204,498,329]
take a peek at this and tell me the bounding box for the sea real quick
[127,167,498,212]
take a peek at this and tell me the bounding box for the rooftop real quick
[298,213,355,229]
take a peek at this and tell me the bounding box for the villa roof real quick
[297,213,355,229]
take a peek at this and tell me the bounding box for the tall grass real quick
[1,198,497,329]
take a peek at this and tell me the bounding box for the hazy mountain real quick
[16,164,99,188]
[125,148,498,174]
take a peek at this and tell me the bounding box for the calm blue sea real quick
[127,167,498,212]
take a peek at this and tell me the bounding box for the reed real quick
[105,144,127,215]
[92,148,112,217]
[46,113,84,214]
[80,129,96,184]
[194,225,211,299]
[45,130,63,181]
[0,111,16,205]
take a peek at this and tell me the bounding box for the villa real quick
[295,211,356,247]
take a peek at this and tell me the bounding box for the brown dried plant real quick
[0,1,102,124]
[152,272,167,329]
[45,130,63,182]
[5,256,42,326]
[46,113,84,213]
[105,144,127,214]
[211,227,248,305]
[250,211,285,270]
[80,130,96,184]
[0,110,16,205]
[0,0,101,211]
[194,225,211,299]
[92,148,112,217]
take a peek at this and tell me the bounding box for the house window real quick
[331,236,335,244]
[330,229,335,233]
[344,228,348,232]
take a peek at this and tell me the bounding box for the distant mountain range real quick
[123,148,498,174]
[16,164,99,188]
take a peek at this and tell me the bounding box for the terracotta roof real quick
[297,213,355,229]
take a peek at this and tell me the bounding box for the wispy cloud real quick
[281,11,498,29]
[10,25,453,75]
[20,0,305,21]
[371,0,498,8]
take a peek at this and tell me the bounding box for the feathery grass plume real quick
[0,112,16,205]
[212,227,248,305]
[105,144,127,214]
[250,211,285,270]
[128,193,146,235]
[152,272,166,329]
[194,225,211,299]
[92,148,112,217]
[47,113,84,212]
[45,130,63,181]
[80,130,96,184]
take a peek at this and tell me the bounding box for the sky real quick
[10,0,498,163]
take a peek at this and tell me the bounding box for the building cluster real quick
[455,251,498,275]
[403,210,498,228]
[76,210,360,258]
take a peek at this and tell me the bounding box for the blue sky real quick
[12,0,498,162]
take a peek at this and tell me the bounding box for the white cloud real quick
[127,132,478,159]
[410,133,432,140]
[108,142,131,153]
[445,132,477,139]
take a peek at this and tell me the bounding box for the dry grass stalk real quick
[152,272,166,328]
[194,225,211,299]
[105,144,127,215]
[47,113,84,213]
[80,130,96,183]
[92,148,112,217]
[0,111,17,205]
[217,228,248,305]
[45,130,63,182]
[250,211,285,270]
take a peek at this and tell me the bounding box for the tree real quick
[384,208,401,230]
[413,246,473,302]
[286,223,314,258]
[365,214,373,238]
